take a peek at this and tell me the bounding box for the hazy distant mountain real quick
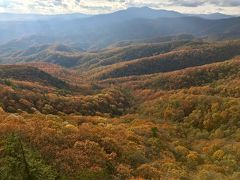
[84,7,185,24]
[0,7,239,49]
[79,7,234,23]
[193,13,234,20]
[115,6,184,19]
[0,7,233,22]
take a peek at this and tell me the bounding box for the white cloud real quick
[0,0,239,15]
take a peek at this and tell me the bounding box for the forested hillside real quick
[83,40,240,79]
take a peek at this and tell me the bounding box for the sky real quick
[0,0,239,15]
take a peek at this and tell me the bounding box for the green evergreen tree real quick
[0,134,57,180]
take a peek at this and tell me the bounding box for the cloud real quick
[166,0,206,7]
[208,0,240,6]
[126,0,240,7]
[0,0,239,15]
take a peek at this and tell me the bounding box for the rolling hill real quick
[0,36,197,67]
[0,65,68,89]
[83,40,240,79]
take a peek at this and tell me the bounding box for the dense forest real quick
[0,38,240,179]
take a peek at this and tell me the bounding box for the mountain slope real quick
[0,65,68,89]
[143,57,240,90]
[85,40,240,79]
[0,43,82,67]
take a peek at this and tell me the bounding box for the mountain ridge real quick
[0,7,239,49]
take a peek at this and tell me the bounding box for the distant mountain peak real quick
[109,6,184,19]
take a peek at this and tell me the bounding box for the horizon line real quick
[0,6,239,16]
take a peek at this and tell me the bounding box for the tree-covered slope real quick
[87,40,240,79]
[0,65,68,89]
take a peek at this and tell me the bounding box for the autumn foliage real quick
[0,40,240,179]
